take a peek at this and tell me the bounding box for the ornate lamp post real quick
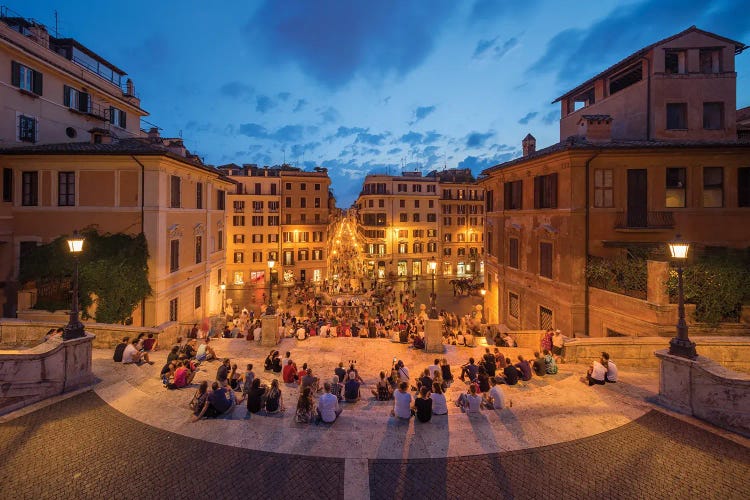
[219,282,226,315]
[428,257,438,319]
[266,259,276,314]
[480,288,487,324]
[62,231,85,340]
[667,236,696,359]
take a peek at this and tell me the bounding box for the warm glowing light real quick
[220,282,226,291]
[480,288,487,296]
[668,236,690,260]
[67,231,85,253]
[268,260,276,270]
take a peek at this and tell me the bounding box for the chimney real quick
[522,133,536,156]
[28,24,50,49]
[578,115,613,142]
[147,127,160,141]
[125,78,135,97]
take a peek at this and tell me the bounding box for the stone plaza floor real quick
[1,337,748,499]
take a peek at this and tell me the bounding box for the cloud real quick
[413,105,437,123]
[335,126,368,138]
[466,131,494,148]
[277,92,291,101]
[319,106,340,123]
[518,111,538,125]
[457,152,517,173]
[469,0,540,24]
[423,131,442,144]
[220,81,254,98]
[529,0,750,88]
[293,99,308,112]
[400,131,423,146]
[256,95,276,113]
[387,148,402,155]
[542,110,559,125]
[290,142,321,158]
[239,123,268,138]
[355,132,388,145]
[245,0,458,88]
[270,125,304,143]
[472,36,519,60]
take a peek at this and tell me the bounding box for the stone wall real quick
[565,336,750,374]
[655,350,750,438]
[0,334,94,415]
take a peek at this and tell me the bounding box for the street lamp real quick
[62,231,85,340]
[667,235,696,359]
[266,260,276,314]
[428,257,438,319]
[220,282,226,315]
[480,289,487,324]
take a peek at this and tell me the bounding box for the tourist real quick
[166,345,180,364]
[113,336,129,362]
[426,358,440,379]
[552,329,568,362]
[282,358,298,383]
[476,366,491,393]
[282,351,292,368]
[334,362,346,383]
[300,368,320,393]
[430,382,448,415]
[195,338,216,363]
[166,361,190,390]
[183,339,196,359]
[253,322,262,342]
[122,338,153,365]
[189,381,210,421]
[189,323,199,339]
[482,348,497,377]
[229,363,241,390]
[263,350,275,371]
[540,329,554,353]
[347,363,363,383]
[372,371,392,401]
[297,362,309,383]
[602,352,618,383]
[515,355,533,381]
[459,357,478,382]
[216,358,230,384]
[391,382,413,419]
[413,386,432,423]
[317,382,343,423]
[584,358,607,386]
[502,358,519,386]
[330,376,344,401]
[416,369,433,393]
[432,370,447,393]
[440,358,454,384]
[344,372,361,402]
[493,331,503,347]
[395,360,410,385]
[483,376,507,410]
[161,361,175,386]
[543,349,558,374]
[532,352,546,377]
[502,332,516,348]
[295,386,316,423]
[242,364,255,396]
[265,379,285,413]
[494,349,506,369]
[272,351,283,373]
[208,381,233,415]
[457,384,482,414]
[142,333,157,352]
[246,378,267,414]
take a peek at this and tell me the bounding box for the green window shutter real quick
[549,173,558,209]
[11,61,20,87]
[120,111,126,128]
[63,85,71,107]
[79,92,90,113]
[109,106,115,123]
[32,71,43,95]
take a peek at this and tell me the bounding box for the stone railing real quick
[564,336,750,374]
[0,333,95,415]
[655,350,750,438]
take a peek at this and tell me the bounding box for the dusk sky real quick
[12,0,750,206]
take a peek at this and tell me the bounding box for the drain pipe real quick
[584,152,601,338]
[639,56,652,140]
[131,155,147,327]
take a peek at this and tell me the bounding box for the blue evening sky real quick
[11,0,750,206]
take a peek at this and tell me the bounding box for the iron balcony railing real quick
[614,211,675,229]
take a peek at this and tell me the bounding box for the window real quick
[170,240,179,272]
[18,115,36,143]
[504,180,523,210]
[251,216,263,226]
[11,61,43,95]
[194,286,201,309]
[665,50,686,74]
[195,236,202,264]
[444,217,452,226]
[63,85,90,112]
[252,252,263,262]
[443,205,452,214]
[739,168,750,208]
[22,171,38,206]
[251,234,263,243]
[233,271,244,285]
[268,216,279,226]
[315,197,321,208]
[283,232,294,243]
[608,64,642,95]
[427,185,436,193]
[428,242,437,252]
[268,201,279,212]
[508,292,519,319]
[251,200,262,212]
[254,183,261,195]
[233,200,245,213]
[269,251,278,261]
[299,183,306,191]
[703,102,724,130]
[283,250,294,265]
[217,190,225,210]
[399,212,407,223]
[314,183,321,190]
[703,167,723,208]
[508,238,519,268]
[398,229,408,238]
[428,200,434,208]
[268,234,279,243]
[412,184,422,193]
[285,214,292,224]
[368,200,374,208]
[234,234,245,244]
[534,173,557,209]
[170,176,181,208]
[540,306,553,331]
[312,249,323,261]
[700,48,721,74]
[313,231,323,242]
[58,172,75,206]
[285,197,292,208]
[378,199,384,208]
[314,213,320,223]
[412,242,423,253]
[233,216,245,226]
[234,251,244,264]
[457,233,465,243]
[594,169,614,208]
[427,229,437,237]
[414,200,420,208]
[666,168,686,208]
[666,103,687,130]
[270,184,277,195]
[487,232,493,256]
[218,230,223,250]
[298,250,308,261]
[300,198,306,208]
[285,183,292,190]
[444,248,452,256]
[109,106,126,128]
[196,182,203,209]
[398,184,407,192]
[427,213,436,222]
[398,243,408,254]
[539,242,553,278]
[412,230,424,238]
[3,168,12,202]
[412,213,420,222]
[169,298,178,322]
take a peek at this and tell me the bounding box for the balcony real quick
[614,211,674,230]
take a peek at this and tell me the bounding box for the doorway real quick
[627,169,648,227]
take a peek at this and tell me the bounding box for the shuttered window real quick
[11,61,43,95]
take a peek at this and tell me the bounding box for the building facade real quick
[354,170,484,281]
[480,27,749,336]
[221,164,333,291]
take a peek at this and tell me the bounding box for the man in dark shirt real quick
[113,337,129,362]
[532,351,546,377]
[417,369,433,391]
[216,358,230,384]
[207,382,232,416]
[515,355,533,381]
[482,348,496,377]
[503,361,519,385]
[460,358,479,382]
[334,362,347,383]
[344,373,361,402]
[413,386,432,423]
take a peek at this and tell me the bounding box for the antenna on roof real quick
[54,10,59,38]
